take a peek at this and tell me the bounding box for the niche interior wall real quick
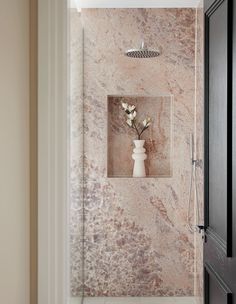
[70,8,196,297]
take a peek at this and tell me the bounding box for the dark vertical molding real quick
[204,0,233,257]
[226,0,233,258]
[30,0,38,303]
[233,0,236,258]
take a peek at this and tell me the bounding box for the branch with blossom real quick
[121,100,151,140]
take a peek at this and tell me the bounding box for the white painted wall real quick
[0,0,29,303]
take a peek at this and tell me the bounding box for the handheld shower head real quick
[187,133,203,233]
[189,133,196,164]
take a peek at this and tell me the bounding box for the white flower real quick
[121,102,128,110]
[128,105,136,112]
[143,117,151,127]
[128,110,137,120]
[126,119,133,127]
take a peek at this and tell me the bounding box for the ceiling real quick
[70,0,201,9]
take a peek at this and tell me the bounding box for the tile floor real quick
[70,297,197,304]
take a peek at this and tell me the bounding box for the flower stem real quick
[139,126,148,138]
[132,120,141,139]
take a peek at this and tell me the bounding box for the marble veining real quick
[70,8,197,297]
[194,2,204,304]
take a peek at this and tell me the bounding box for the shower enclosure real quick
[69,3,204,304]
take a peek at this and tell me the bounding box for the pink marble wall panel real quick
[108,95,172,177]
[70,10,84,297]
[194,2,204,304]
[70,8,197,297]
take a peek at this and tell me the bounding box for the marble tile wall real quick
[70,10,84,297]
[194,2,204,304]
[70,8,197,297]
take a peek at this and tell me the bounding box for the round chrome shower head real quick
[125,41,160,58]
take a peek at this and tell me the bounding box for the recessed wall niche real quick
[107,95,173,178]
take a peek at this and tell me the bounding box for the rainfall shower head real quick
[125,41,160,58]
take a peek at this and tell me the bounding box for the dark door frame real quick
[204,0,235,303]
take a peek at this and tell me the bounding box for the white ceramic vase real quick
[132,140,147,177]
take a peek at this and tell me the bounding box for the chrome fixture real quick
[187,133,203,233]
[125,41,160,58]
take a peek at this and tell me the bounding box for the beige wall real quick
[0,1,29,303]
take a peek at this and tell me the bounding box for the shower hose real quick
[187,158,201,233]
